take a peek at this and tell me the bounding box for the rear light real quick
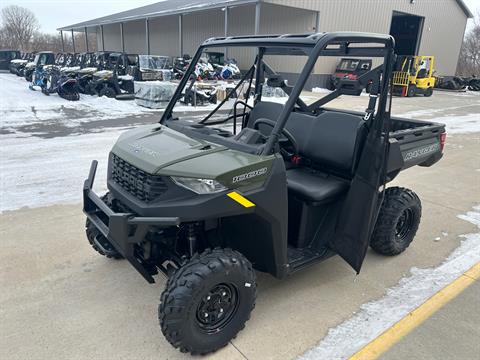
[440,132,447,152]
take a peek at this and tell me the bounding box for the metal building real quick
[58,0,472,84]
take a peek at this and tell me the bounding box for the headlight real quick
[171,177,227,194]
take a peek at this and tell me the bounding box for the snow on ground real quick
[0,73,227,132]
[396,112,480,135]
[0,128,126,212]
[0,73,160,130]
[298,204,480,360]
[428,113,480,134]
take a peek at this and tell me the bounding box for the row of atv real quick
[9,51,175,101]
[7,50,242,103]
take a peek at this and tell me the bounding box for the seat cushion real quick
[287,168,349,204]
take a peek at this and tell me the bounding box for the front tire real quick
[370,187,422,256]
[407,85,417,97]
[159,248,256,355]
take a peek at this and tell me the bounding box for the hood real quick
[93,69,113,78]
[61,66,81,72]
[78,67,98,74]
[111,124,226,174]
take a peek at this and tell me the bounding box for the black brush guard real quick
[83,161,180,283]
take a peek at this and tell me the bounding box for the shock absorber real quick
[186,223,197,257]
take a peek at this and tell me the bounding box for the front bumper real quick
[83,160,180,283]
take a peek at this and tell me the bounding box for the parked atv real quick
[76,52,111,94]
[24,51,55,82]
[83,32,446,355]
[213,58,241,80]
[89,52,137,99]
[173,54,191,80]
[329,57,373,94]
[10,52,35,76]
[0,50,20,71]
[90,68,134,98]
[29,65,48,91]
[181,80,218,106]
[43,66,80,101]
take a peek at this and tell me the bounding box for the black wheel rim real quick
[395,208,414,241]
[196,283,238,333]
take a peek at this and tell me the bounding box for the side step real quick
[287,246,333,273]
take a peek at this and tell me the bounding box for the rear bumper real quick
[83,160,180,283]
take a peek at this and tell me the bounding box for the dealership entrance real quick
[389,11,424,55]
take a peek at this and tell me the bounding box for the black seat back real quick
[287,111,367,178]
[247,101,284,127]
[247,102,367,178]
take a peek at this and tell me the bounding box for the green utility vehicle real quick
[83,32,446,355]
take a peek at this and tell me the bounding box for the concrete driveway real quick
[1,80,479,359]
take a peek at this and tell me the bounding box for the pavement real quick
[381,280,480,360]
[1,80,479,360]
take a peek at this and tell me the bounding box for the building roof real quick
[58,0,473,31]
[456,0,474,18]
[58,0,259,31]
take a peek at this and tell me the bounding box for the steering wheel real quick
[253,118,299,159]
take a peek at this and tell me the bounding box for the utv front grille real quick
[111,154,168,202]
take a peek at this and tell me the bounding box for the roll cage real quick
[160,32,395,156]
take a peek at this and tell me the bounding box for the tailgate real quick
[388,117,445,172]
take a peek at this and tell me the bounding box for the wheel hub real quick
[395,208,414,241]
[196,283,238,332]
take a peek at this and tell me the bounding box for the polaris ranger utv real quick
[83,32,446,355]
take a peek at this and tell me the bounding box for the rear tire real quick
[424,87,433,97]
[370,187,422,256]
[99,85,116,98]
[159,248,256,355]
[85,193,123,259]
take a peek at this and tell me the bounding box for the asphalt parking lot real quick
[1,73,479,359]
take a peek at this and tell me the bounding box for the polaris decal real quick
[403,143,440,161]
[129,143,160,157]
[232,167,268,184]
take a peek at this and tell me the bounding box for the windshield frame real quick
[160,32,395,156]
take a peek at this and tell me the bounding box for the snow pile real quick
[0,73,159,130]
[298,205,480,360]
[312,87,332,94]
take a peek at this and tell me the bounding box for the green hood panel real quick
[111,124,226,174]
[111,124,276,190]
[161,150,275,189]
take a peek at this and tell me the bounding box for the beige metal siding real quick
[227,3,316,70]
[266,0,468,75]
[102,23,122,51]
[260,2,316,35]
[149,15,180,56]
[260,3,316,73]
[123,20,147,54]
[183,9,225,56]
[227,5,256,69]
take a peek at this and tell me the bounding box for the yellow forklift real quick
[393,55,435,97]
